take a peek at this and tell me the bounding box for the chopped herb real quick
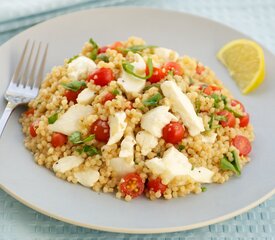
[48,113,58,124]
[83,145,99,156]
[122,58,153,80]
[144,83,161,91]
[76,148,83,154]
[89,38,99,60]
[188,76,194,85]
[82,134,95,143]
[112,89,120,95]
[195,98,201,113]
[225,106,243,118]
[69,131,95,144]
[143,93,163,107]
[220,156,240,175]
[167,71,174,77]
[121,45,157,54]
[221,95,227,105]
[61,81,86,92]
[215,115,227,121]
[178,145,185,151]
[208,114,214,129]
[201,186,207,192]
[232,150,241,173]
[191,166,195,170]
[96,53,109,63]
[211,93,220,108]
[68,55,78,64]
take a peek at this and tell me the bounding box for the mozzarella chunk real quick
[154,47,179,62]
[74,169,100,187]
[53,156,84,173]
[107,112,127,145]
[145,157,166,175]
[189,167,214,183]
[48,104,93,135]
[201,132,217,144]
[117,53,146,93]
[110,157,135,176]
[76,88,95,105]
[161,81,205,136]
[141,106,178,138]
[67,56,96,81]
[119,135,136,159]
[136,131,158,155]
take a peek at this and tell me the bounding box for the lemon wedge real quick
[217,39,265,94]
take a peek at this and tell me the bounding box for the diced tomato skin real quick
[87,68,114,86]
[203,85,221,95]
[25,108,34,116]
[119,173,144,198]
[147,178,167,194]
[90,119,110,143]
[217,110,236,128]
[164,62,183,76]
[29,122,38,137]
[146,66,167,83]
[102,92,116,104]
[51,133,68,148]
[126,102,134,110]
[231,99,245,112]
[98,46,108,54]
[64,89,82,103]
[110,41,123,52]
[162,122,185,144]
[239,113,250,127]
[196,65,205,75]
[232,135,251,156]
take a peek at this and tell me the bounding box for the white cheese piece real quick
[74,169,100,187]
[67,56,97,81]
[136,131,158,156]
[201,132,217,144]
[110,157,135,176]
[53,156,84,173]
[161,81,205,136]
[189,167,214,183]
[119,135,136,159]
[154,47,179,62]
[141,106,178,138]
[107,111,127,145]
[48,104,93,135]
[76,88,95,105]
[145,157,166,175]
[117,53,146,93]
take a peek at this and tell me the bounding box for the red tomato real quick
[239,112,250,127]
[98,46,108,54]
[51,133,68,148]
[90,119,110,142]
[119,173,144,198]
[126,101,134,110]
[147,177,167,194]
[146,66,167,83]
[164,62,183,76]
[87,68,114,86]
[203,85,221,95]
[162,122,185,144]
[110,41,123,52]
[29,121,38,137]
[217,110,236,128]
[232,135,251,156]
[102,92,116,104]
[64,89,82,103]
[231,99,245,112]
[196,65,205,75]
[25,108,34,116]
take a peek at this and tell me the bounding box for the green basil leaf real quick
[82,134,95,143]
[83,145,99,156]
[48,113,58,124]
[112,89,120,95]
[61,81,86,92]
[178,145,185,151]
[89,38,99,60]
[232,150,241,174]
[122,57,153,80]
[68,55,79,64]
[69,131,82,144]
[143,93,163,107]
[96,53,109,63]
[201,186,207,192]
[121,45,157,54]
[220,157,239,175]
[211,93,220,108]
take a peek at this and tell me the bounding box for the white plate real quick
[0,7,274,234]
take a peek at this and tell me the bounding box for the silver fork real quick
[0,40,48,137]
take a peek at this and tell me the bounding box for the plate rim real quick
[0,6,274,234]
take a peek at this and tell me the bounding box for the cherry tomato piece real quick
[162,122,185,144]
[164,62,183,76]
[87,68,114,86]
[102,92,116,104]
[147,177,167,194]
[217,110,236,128]
[29,121,38,137]
[98,46,108,54]
[232,135,251,156]
[110,41,123,52]
[51,133,67,148]
[146,66,167,83]
[25,108,34,116]
[196,65,205,75]
[64,89,82,103]
[203,85,221,95]
[231,99,245,112]
[90,119,110,142]
[119,173,144,198]
[239,112,250,127]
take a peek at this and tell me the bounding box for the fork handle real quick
[0,102,16,138]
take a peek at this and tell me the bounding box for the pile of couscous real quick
[20,37,254,201]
